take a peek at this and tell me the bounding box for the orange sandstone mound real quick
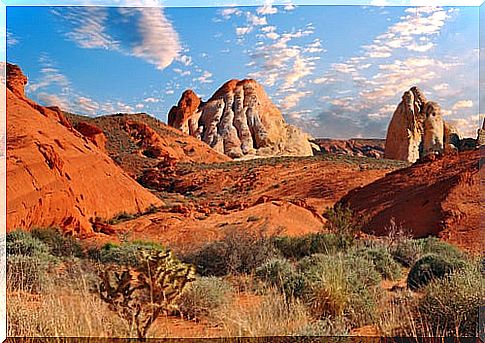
[6,63,162,235]
[338,150,481,252]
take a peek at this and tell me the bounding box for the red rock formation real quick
[6,63,162,235]
[167,90,201,136]
[338,150,480,251]
[168,79,314,158]
[74,121,107,152]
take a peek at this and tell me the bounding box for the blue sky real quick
[5,3,481,138]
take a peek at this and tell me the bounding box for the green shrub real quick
[107,211,136,225]
[7,255,51,292]
[176,277,233,321]
[351,246,402,280]
[255,258,306,297]
[6,230,49,256]
[30,227,84,258]
[272,233,348,260]
[93,240,166,267]
[323,204,364,245]
[255,258,294,285]
[417,265,484,336]
[183,227,277,276]
[392,237,464,267]
[407,254,466,290]
[391,239,422,267]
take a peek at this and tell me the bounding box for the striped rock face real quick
[168,79,314,159]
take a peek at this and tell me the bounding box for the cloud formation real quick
[56,7,181,70]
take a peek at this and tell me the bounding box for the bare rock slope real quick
[6,63,162,235]
[168,79,314,158]
[338,150,481,252]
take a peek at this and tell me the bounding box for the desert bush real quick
[417,265,484,336]
[183,227,277,276]
[407,253,466,290]
[255,258,306,297]
[295,317,349,336]
[30,227,84,258]
[107,211,136,225]
[323,204,365,245]
[392,237,464,267]
[7,255,52,292]
[350,246,402,280]
[176,277,234,321]
[6,230,50,256]
[91,240,165,267]
[272,233,347,260]
[301,254,381,326]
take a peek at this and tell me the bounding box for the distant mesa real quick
[168,79,315,158]
[384,86,475,163]
[6,63,162,235]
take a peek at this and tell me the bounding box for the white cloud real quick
[280,91,310,110]
[452,100,473,111]
[257,4,277,15]
[196,71,213,84]
[58,7,181,70]
[135,103,145,109]
[236,27,252,36]
[131,7,181,70]
[283,4,296,11]
[246,13,267,26]
[220,7,242,18]
[37,93,71,110]
[144,97,159,103]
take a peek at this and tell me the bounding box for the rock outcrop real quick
[384,87,467,163]
[6,63,162,235]
[338,150,480,252]
[66,112,230,178]
[74,121,107,152]
[168,79,314,158]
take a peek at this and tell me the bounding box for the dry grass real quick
[8,285,130,337]
[218,288,311,337]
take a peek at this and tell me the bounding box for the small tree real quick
[98,248,195,339]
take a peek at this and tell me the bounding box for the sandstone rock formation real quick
[74,121,107,152]
[66,112,230,178]
[168,79,314,158]
[384,87,465,163]
[6,63,162,235]
[338,149,480,252]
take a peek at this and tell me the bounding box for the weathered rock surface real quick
[66,112,230,179]
[74,121,107,152]
[6,63,162,235]
[168,79,314,158]
[384,87,472,163]
[338,150,481,252]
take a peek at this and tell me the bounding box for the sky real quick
[4,3,482,139]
